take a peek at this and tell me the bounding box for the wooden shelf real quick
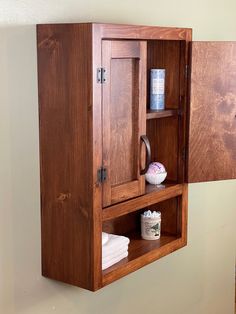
[146,109,179,120]
[102,232,185,286]
[102,183,183,221]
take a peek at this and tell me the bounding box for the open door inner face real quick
[187,42,236,183]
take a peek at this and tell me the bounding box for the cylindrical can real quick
[141,212,161,240]
[150,69,165,110]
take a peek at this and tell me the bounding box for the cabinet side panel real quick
[37,24,94,289]
[188,42,236,182]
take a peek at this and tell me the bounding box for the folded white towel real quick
[102,233,130,258]
[102,232,109,246]
[102,251,128,270]
[102,245,128,264]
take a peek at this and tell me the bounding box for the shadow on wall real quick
[0,25,77,313]
[1,25,235,314]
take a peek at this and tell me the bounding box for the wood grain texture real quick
[102,236,183,286]
[179,184,188,243]
[146,109,180,120]
[102,183,183,221]
[102,185,188,286]
[91,23,103,290]
[95,23,192,41]
[37,23,101,291]
[102,40,147,207]
[147,116,179,182]
[146,40,188,183]
[148,198,179,236]
[178,40,188,183]
[110,58,138,185]
[147,40,181,109]
[37,22,191,291]
[188,42,236,182]
[103,193,186,240]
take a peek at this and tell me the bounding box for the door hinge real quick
[97,67,106,84]
[97,167,107,183]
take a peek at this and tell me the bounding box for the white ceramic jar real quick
[141,211,161,240]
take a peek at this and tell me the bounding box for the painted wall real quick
[0,1,236,313]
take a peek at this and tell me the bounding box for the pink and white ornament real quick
[145,162,167,185]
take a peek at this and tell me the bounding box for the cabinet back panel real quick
[147,40,182,110]
[110,58,138,185]
[147,116,179,182]
[148,198,179,236]
[103,197,180,236]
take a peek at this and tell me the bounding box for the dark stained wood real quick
[37,23,102,291]
[146,40,188,183]
[108,40,141,58]
[102,235,183,286]
[178,40,188,183]
[102,233,185,286]
[146,109,179,119]
[178,184,188,243]
[96,23,192,41]
[103,197,181,236]
[102,186,188,286]
[102,183,183,221]
[187,42,236,182]
[37,22,191,291]
[147,40,181,110]
[91,24,103,290]
[148,198,179,236]
[147,116,179,182]
[102,40,147,207]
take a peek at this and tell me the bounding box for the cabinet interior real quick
[102,195,184,283]
[103,196,182,237]
[147,40,184,109]
[101,38,187,283]
[146,39,185,184]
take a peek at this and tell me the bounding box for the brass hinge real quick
[97,67,106,84]
[97,167,107,183]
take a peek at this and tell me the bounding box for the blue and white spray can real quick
[150,69,165,110]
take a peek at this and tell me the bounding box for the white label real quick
[152,78,165,94]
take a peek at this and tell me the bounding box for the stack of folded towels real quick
[102,232,130,270]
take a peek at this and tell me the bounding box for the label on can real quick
[150,69,165,110]
[152,78,165,94]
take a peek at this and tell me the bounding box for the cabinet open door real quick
[187,42,236,183]
[102,40,147,207]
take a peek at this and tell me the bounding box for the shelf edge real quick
[102,237,186,287]
[102,184,183,221]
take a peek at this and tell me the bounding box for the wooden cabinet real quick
[37,23,236,291]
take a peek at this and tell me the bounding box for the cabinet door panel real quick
[102,40,146,207]
[187,42,236,182]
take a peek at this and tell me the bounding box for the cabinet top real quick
[37,22,192,41]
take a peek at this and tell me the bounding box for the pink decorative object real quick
[145,162,167,185]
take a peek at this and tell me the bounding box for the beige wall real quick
[0,1,236,314]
